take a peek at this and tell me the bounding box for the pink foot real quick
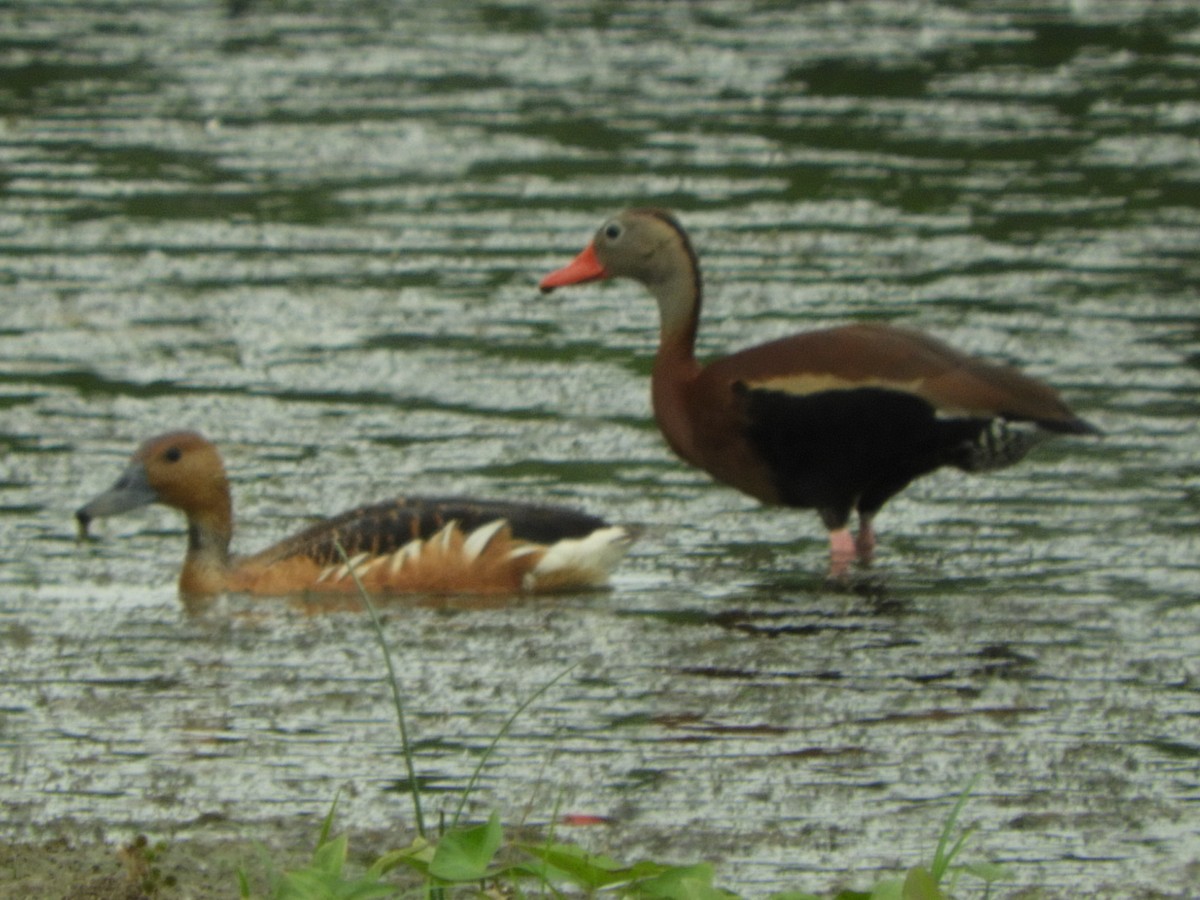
[828,528,856,579]
[855,518,876,563]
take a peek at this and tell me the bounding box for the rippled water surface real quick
[2,1,1198,896]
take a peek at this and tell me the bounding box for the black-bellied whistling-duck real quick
[540,208,1098,577]
[75,431,632,598]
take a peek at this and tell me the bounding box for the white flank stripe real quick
[387,539,422,575]
[436,522,458,551]
[463,519,507,562]
[507,544,542,560]
[332,552,370,582]
[354,556,385,579]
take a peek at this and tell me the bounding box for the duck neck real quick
[179,500,234,597]
[650,231,703,360]
[650,270,704,466]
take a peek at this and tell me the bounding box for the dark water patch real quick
[785,59,934,99]
[472,459,632,485]
[862,705,1044,726]
[115,186,349,225]
[383,775,455,795]
[0,369,219,401]
[80,142,230,186]
[219,29,286,54]
[363,330,653,374]
[0,59,155,109]
[0,504,41,517]
[413,72,514,94]
[506,115,639,154]
[1140,739,1200,761]
[613,768,671,792]
[1025,19,1190,64]
[478,3,548,33]
[0,393,41,410]
[0,431,70,454]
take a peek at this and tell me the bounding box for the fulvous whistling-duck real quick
[540,208,1098,577]
[75,431,633,598]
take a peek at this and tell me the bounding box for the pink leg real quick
[855,515,876,563]
[828,528,856,579]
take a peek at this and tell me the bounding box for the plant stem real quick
[334,539,427,840]
[450,662,579,829]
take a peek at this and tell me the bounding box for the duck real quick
[75,431,633,598]
[539,208,1098,577]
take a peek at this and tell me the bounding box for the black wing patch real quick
[735,383,992,525]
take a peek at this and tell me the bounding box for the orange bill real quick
[539,242,607,292]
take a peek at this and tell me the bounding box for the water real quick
[1,0,1198,896]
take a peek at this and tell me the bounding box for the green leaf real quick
[931,778,977,881]
[275,867,396,900]
[339,884,397,900]
[317,797,340,849]
[901,866,945,900]
[865,877,904,900]
[428,811,503,882]
[766,893,824,900]
[961,860,1013,883]
[367,838,434,879]
[310,834,349,878]
[519,841,669,890]
[633,863,730,900]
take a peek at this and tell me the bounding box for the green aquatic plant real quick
[242,786,1008,900]
[240,799,395,900]
[245,806,737,900]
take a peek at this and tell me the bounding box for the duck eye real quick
[163,447,182,463]
[604,222,622,240]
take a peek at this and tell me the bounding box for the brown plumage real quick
[75,431,632,598]
[540,208,1098,577]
